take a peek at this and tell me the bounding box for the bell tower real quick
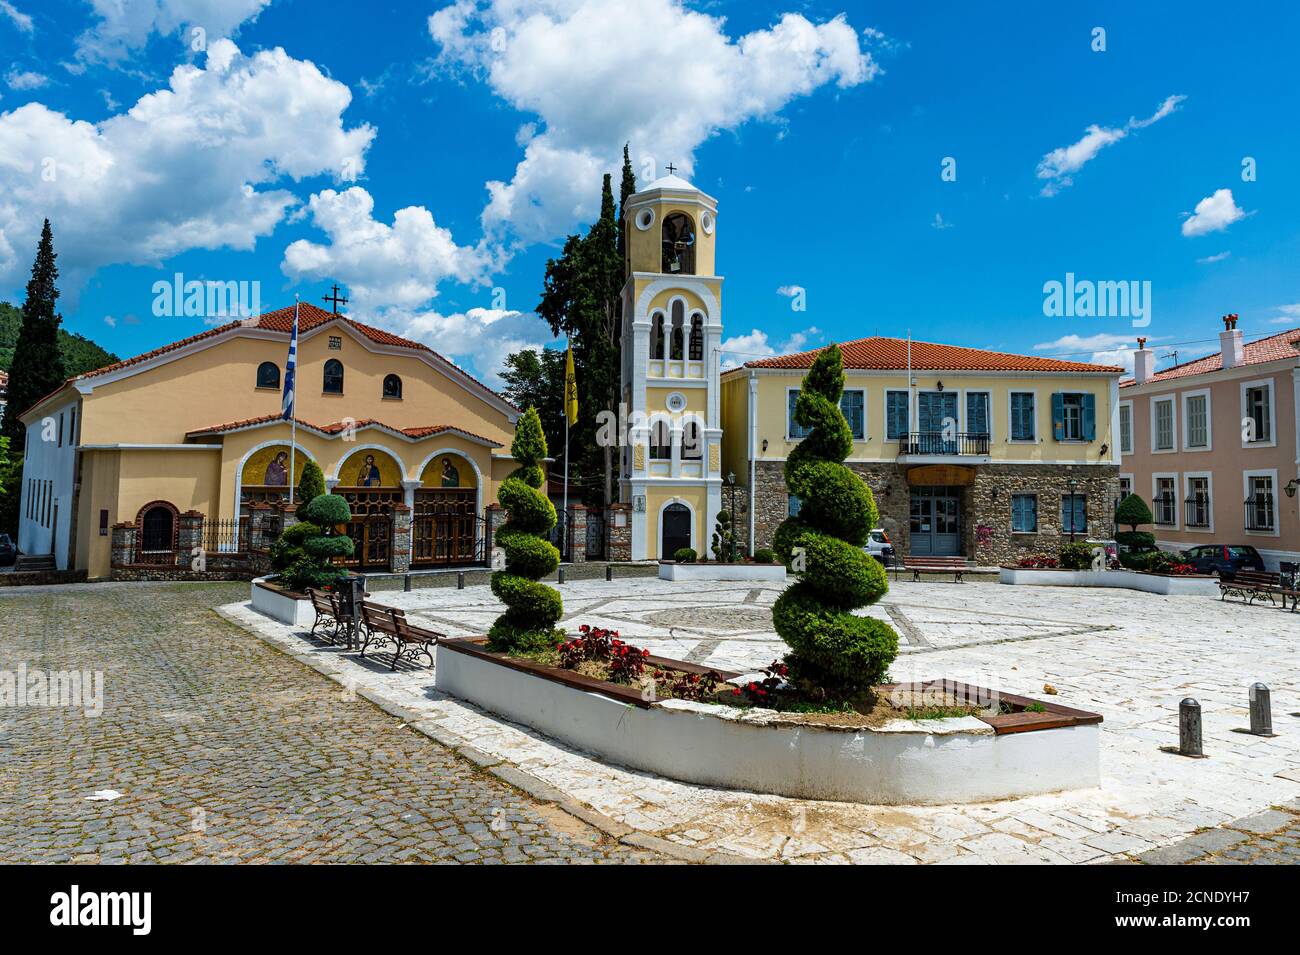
[618,171,724,560]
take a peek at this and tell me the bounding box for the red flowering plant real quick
[556,624,650,684]
[660,670,722,701]
[1017,554,1059,568]
[731,660,789,707]
[607,640,651,683]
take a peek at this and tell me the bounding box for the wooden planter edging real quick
[877,680,1103,736]
[438,637,741,708]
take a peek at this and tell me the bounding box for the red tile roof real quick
[1122,326,1300,386]
[69,301,513,408]
[185,414,501,446]
[740,337,1123,374]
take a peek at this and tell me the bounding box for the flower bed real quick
[998,565,1219,596]
[435,636,1102,804]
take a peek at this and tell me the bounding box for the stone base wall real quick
[748,459,1120,564]
[605,504,631,561]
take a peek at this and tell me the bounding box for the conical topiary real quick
[771,344,898,698]
[297,459,326,506]
[488,408,563,653]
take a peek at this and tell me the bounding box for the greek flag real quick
[281,300,298,420]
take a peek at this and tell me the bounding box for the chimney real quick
[1133,336,1155,384]
[1219,313,1244,368]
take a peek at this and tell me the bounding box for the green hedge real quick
[1058,540,1097,570]
[673,547,697,563]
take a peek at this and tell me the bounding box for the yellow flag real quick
[564,344,579,426]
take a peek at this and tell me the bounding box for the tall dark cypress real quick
[617,143,637,261]
[2,220,67,446]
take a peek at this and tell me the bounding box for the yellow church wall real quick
[76,449,121,580]
[738,370,1116,465]
[627,203,716,277]
[645,386,706,415]
[644,485,709,561]
[719,372,751,480]
[78,327,515,447]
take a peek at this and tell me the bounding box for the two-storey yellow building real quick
[721,339,1124,563]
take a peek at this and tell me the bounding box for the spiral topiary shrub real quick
[280,493,353,592]
[770,344,898,699]
[487,407,563,653]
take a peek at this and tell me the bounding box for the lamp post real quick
[1066,477,1080,542]
[726,471,737,562]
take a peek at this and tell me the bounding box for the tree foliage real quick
[770,345,898,698]
[1115,493,1153,531]
[499,346,567,457]
[2,220,68,447]
[0,301,117,377]
[297,459,326,507]
[488,408,564,653]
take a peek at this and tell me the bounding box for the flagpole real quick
[562,416,569,559]
[290,295,299,508]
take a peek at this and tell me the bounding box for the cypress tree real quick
[3,220,67,446]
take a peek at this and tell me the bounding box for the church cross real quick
[322,283,348,314]
[665,163,677,175]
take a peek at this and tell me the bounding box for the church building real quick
[16,302,520,579]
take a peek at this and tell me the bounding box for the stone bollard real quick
[1179,698,1203,756]
[1249,683,1274,736]
[606,564,613,582]
[404,574,412,593]
[457,571,465,590]
[558,567,566,584]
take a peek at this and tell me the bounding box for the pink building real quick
[1119,315,1300,570]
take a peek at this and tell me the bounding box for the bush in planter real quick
[1058,540,1097,570]
[754,548,776,564]
[1115,493,1153,533]
[770,345,897,698]
[488,408,563,654]
[1115,530,1156,552]
[268,520,322,571]
[711,509,736,562]
[673,547,697,563]
[279,493,353,591]
[1120,550,1153,571]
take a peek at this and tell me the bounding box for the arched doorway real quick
[335,448,404,569]
[413,452,480,566]
[137,501,178,565]
[661,502,692,559]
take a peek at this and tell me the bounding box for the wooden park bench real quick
[307,588,345,644]
[903,555,968,582]
[359,601,445,671]
[1219,570,1290,607]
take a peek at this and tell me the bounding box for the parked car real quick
[0,534,15,567]
[1179,544,1265,579]
[864,528,894,564]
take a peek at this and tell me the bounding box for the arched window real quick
[140,504,175,553]
[256,361,280,389]
[662,213,696,275]
[382,374,402,399]
[681,419,702,460]
[688,313,704,361]
[669,301,685,360]
[649,418,672,460]
[323,359,344,394]
[650,313,665,360]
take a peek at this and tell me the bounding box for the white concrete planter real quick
[250,577,315,627]
[658,562,787,582]
[436,642,1100,805]
[998,566,1219,596]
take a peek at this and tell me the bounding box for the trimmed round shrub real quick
[488,408,563,653]
[301,493,351,528]
[1115,493,1153,531]
[268,520,321,571]
[770,344,898,697]
[1115,530,1156,551]
[297,459,326,506]
[753,548,776,564]
[1058,540,1097,570]
[673,547,697,563]
[1119,551,1153,571]
[280,495,353,592]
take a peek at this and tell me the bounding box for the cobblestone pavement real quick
[1138,804,1300,865]
[245,576,1296,865]
[0,582,665,864]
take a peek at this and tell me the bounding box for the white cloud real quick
[1270,304,1300,324]
[0,1,33,33]
[1181,188,1246,237]
[0,40,374,297]
[428,0,881,242]
[391,306,556,385]
[1196,250,1231,264]
[5,69,48,90]
[1036,94,1185,197]
[776,284,803,297]
[1033,332,1151,373]
[720,326,820,369]
[75,0,272,65]
[281,187,494,310]
[103,315,116,327]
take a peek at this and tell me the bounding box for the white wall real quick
[18,398,79,569]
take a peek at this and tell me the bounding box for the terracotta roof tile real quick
[741,337,1123,374]
[1121,326,1300,386]
[185,414,501,447]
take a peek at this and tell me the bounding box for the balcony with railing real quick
[896,432,991,459]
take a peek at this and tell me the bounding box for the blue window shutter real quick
[1082,393,1096,441]
[1051,393,1065,441]
[1028,496,1037,531]
[841,391,864,439]
[787,389,800,437]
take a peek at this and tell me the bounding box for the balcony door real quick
[918,391,959,454]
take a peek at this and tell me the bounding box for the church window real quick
[256,361,280,389]
[669,301,685,360]
[383,374,403,399]
[681,419,703,460]
[649,418,672,460]
[323,359,344,394]
[661,213,695,275]
[650,313,665,359]
[688,314,703,361]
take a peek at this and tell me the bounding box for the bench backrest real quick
[907,556,966,566]
[1234,571,1280,586]
[308,589,336,613]
[361,601,403,633]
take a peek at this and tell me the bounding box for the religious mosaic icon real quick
[264,451,289,486]
[441,457,460,487]
[356,454,381,487]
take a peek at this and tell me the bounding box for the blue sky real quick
[1,0,1297,383]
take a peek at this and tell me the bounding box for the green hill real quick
[0,300,119,377]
